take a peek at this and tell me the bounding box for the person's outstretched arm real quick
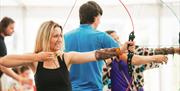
[135,46,180,56]
[154,47,180,55]
[119,53,167,65]
[0,52,54,67]
[134,47,179,70]
[65,42,168,65]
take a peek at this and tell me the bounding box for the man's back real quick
[65,24,119,91]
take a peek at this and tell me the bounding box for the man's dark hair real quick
[105,30,116,35]
[0,17,15,33]
[79,1,103,24]
[12,66,29,74]
[20,66,29,73]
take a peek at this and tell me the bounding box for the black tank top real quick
[34,54,72,91]
[0,35,7,77]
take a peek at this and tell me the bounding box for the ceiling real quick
[0,0,179,7]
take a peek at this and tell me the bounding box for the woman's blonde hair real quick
[34,20,63,53]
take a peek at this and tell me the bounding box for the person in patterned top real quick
[103,30,180,91]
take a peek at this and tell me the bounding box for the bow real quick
[159,0,180,48]
[117,0,135,77]
[62,0,78,29]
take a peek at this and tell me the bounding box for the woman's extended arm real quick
[0,52,54,67]
[66,48,167,65]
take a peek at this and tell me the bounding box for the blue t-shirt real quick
[64,24,119,91]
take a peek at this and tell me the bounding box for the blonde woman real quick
[0,21,168,91]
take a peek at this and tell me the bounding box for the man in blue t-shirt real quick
[64,1,119,91]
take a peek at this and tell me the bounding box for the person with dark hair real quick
[0,17,15,59]
[16,66,35,91]
[64,1,168,91]
[79,1,103,24]
[0,17,36,90]
[2,66,34,91]
[104,30,180,91]
[0,17,15,36]
[64,1,118,90]
[106,30,121,45]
